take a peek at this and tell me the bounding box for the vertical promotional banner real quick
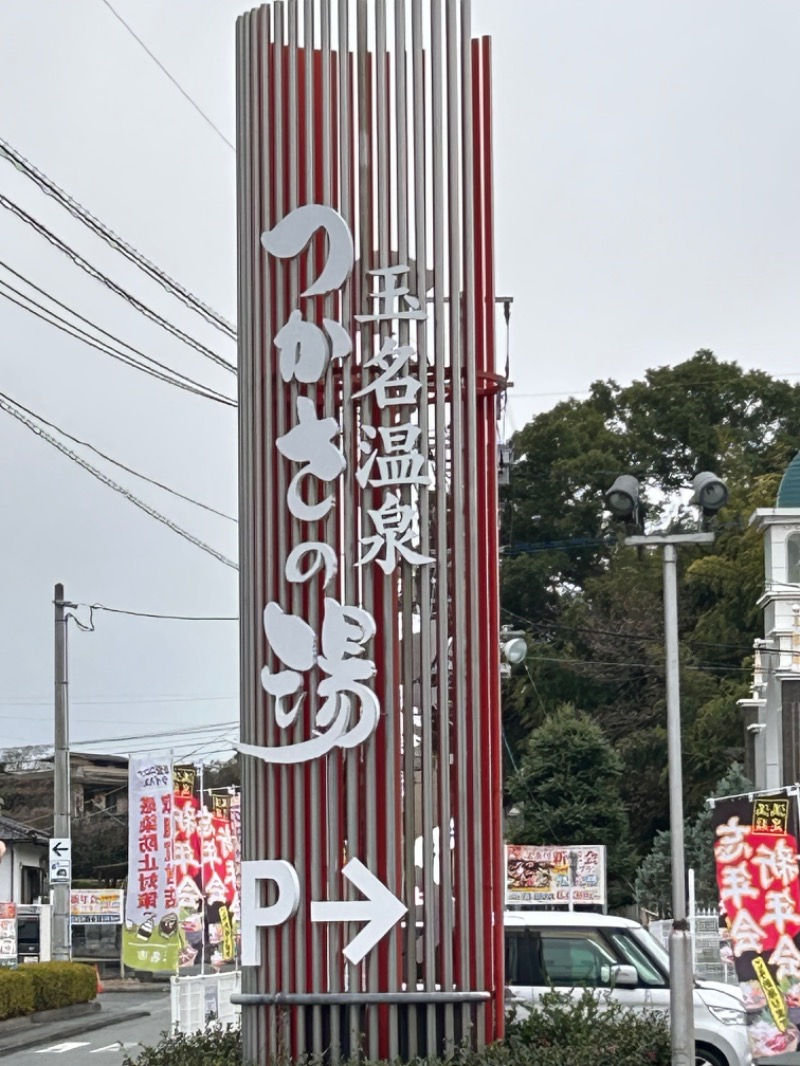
[172,766,241,969]
[0,901,16,967]
[123,757,178,972]
[712,793,800,1058]
[173,763,203,967]
[204,792,238,965]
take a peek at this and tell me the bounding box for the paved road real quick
[2,994,172,1065]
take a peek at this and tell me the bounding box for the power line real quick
[72,720,238,747]
[0,193,236,374]
[501,606,759,656]
[0,695,237,706]
[0,260,236,408]
[0,281,234,405]
[98,0,236,154]
[86,604,238,621]
[500,610,756,678]
[0,137,235,338]
[5,722,239,755]
[0,392,238,570]
[0,285,234,407]
[0,390,236,523]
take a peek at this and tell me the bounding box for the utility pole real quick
[52,582,71,961]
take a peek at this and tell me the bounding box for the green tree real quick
[71,813,128,880]
[202,756,239,791]
[501,351,800,855]
[634,762,753,914]
[506,703,635,906]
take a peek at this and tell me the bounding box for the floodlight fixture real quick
[502,637,528,665]
[690,472,729,514]
[604,475,640,519]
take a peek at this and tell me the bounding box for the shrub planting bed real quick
[124,990,671,1066]
[0,962,97,1021]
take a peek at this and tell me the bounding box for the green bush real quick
[123,1023,244,1066]
[0,969,36,1021]
[503,987,671,1066]
[0,962,96,1020]
[123,990,670,1066]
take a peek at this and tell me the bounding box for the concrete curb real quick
[0,1001,100,1037]
[100,982,169,994]
[0,1007,151,1057]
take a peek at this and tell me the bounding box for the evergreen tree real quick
[634,762,753,914]
[506,703,635,906]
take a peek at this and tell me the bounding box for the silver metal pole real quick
[663,543,694,1066]
[52,583,71,961]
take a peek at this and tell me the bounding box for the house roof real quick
[0,815,49,845]
[41,752,129,768]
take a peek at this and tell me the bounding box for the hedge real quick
[0,962,97,1021]
[0,970,35,1021]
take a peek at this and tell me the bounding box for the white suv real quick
[505,909,752,1066]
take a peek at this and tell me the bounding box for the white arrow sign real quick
[49,838,71,862]
[311,857,407,965]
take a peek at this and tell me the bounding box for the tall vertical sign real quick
[123,757,178,972]
[712,792,800,1059]
[236,2,501,1061]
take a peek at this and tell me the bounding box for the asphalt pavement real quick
[1,993,172,1065]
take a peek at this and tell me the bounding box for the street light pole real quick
[626,532,714,1066]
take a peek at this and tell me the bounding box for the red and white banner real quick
[712,792,800,1058]
[172,765,239,967]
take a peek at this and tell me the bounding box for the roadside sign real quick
[70,889,123,925]
[49,837,71,884]
[0,901,17,967]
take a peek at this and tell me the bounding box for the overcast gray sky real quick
[0,0,797,757]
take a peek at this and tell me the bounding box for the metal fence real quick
[170,971,242,1036]
[648,910,737,985]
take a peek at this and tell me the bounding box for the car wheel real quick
[695,1046,727,1066]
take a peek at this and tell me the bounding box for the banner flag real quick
[712,792,800,1059]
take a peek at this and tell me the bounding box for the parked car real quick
[504,909,752,1066]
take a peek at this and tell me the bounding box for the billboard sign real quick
[71,889,123,925]
[506,844,607,906]
[712,792,800,1059]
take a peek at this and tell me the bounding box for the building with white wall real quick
[0,814,48,904]
[748,453,800,788]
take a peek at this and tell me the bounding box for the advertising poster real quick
[173,763,203,967]
[204,792,238,965]
[122,757,179,972]
[506,844,606,906]
[173,766,240,969]
[712,792,800,1059]
[0,901,16,967]
[71,889,123,925]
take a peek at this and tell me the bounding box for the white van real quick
[504,909,752,1066]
